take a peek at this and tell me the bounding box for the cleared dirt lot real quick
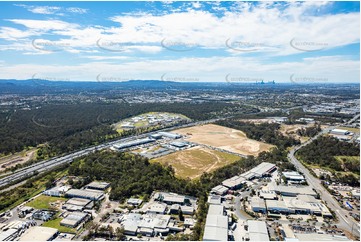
[151,146,239,179]
[0,149,37,172]
[172,124,274,156]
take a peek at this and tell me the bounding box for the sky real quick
[0,1,359,83]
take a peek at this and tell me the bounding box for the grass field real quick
[151,146,240,179]
[26,195,67,210]
[42,217,76,233]
[335,156,360,163]
[172,124,274,156]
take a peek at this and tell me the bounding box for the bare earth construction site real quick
[172,124,274,156]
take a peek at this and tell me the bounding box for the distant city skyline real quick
[0,1,359,83]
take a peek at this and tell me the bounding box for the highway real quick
[0,118,221,189]
[287,121,360,237]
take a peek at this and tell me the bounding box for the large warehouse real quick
[19,226,59,241]
[203,204,228,241]
[65,189,104,201]
[246,220,270,241]
[112,137,156,150]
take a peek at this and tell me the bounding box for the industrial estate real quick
[0,1,360,242]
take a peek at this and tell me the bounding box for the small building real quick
[251,197,267,213]
[147,202,167,214]
[259,190,278,200]
[246,220,269,241]
[211,185,229,195]
[85,181,110,191]
[180,206,194,215]
[127,198,143,207]
[60,212,89,228]
[208,195,222,205]
[19,226,59,241]
[18,206,34,217]
[65,189,104,201]
[184,218,195,228]
[32,210,56,221]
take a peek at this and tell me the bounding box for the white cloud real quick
[66,7,88,14]
[15,4,87,15]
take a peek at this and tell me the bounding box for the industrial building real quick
[85,181,110,191]
[266,200,289,214]
[62,198,93,212]
[65,189,104,201]
[211,185,229,195]
[32,210,56,221]
[282,171,305,184]
[240,162,276,180]
[222,175,246,190]
[203,204,228,241]
[259,190,278,200]
[112,137,156,150]
[169,141,188,149]
[154,192,196,206]
[265,196,332,217]
[121,213,173,237]
[157,132,182,139]
[251,197,267,213]
[271,184,317,197]
[330,129,350,136]
[19,226,59,241]
[147,202,167,214]
[246,220,269,241]
[127,198,143,206]
[208,195,222,205]
[43,186,70,197]
[60,212,89,228]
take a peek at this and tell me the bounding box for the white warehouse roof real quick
[247,220,269,241]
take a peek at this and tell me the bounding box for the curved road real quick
[288,125,360,237]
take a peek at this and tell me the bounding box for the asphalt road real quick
[288,124,360,237]
[0,118,222,189]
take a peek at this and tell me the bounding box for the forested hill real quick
[297,136,360,172]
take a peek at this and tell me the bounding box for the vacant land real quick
[280,124,313,143]
[0,148,37,172]
[173,124,274,156]
[151,146,239,179]
[26,195,67,210]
